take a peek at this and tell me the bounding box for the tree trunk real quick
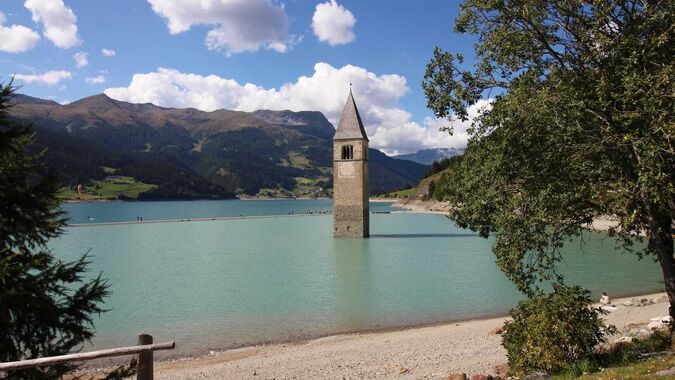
[648,203,675,341]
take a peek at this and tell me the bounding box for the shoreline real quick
[390,199,648,236]
[80,291,668,379]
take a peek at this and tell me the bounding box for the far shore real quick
[79,292,669,379]
[62,196,395,203]
[388,198,643,236]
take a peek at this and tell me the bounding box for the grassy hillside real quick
[11,93,427,200]
[378,155,463,200]
[58,175,157,200]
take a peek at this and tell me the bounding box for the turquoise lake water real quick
[53,200,664,357]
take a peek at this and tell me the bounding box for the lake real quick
[53,200,663,357]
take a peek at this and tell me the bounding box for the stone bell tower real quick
[333,88,369,238]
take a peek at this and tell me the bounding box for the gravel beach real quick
[152,292,669,379]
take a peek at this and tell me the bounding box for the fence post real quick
[137,333,153,380]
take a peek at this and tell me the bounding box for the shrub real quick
[502,285,616,376]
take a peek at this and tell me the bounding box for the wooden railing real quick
[0,334,175,380]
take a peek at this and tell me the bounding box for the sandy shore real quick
[149,292,668,380]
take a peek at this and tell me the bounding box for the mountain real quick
[8,93,427,200]
[394,147,465,165]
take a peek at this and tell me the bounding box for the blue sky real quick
[0,0,484,154]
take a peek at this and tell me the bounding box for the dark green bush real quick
[502,286,616,376]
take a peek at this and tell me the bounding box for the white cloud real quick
[101,48,116,57]
[14,70,72,86]
[105,63,487,154]
[147,0,295,55]
[0,11,39,53]
[73,51,88,67]
[370,100,493,155]
[24,0,81,48]
[85,75,106,84]
[312,0,355,46]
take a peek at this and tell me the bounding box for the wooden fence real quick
[0,334,174,380]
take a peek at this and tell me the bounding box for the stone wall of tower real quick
[333,139,369,238]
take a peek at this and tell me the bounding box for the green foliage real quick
[553,331,673,379]
[432,173,447,201]
[423,0,675,299]
[0,81,109,379]
[598,330,672,367]
[503,286,616,376]
[423,155,462,178]
[426,180,437,200]
[571,354,675,380]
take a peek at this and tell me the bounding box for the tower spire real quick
[333,88,368,141]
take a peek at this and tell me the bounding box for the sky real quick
[0,0,488,155]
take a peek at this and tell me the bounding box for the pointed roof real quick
[333,89,368,141]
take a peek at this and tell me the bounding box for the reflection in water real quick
[333,239,372,329]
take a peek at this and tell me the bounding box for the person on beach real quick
[600,292,610,306]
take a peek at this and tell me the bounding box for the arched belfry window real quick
[341,145,354,160]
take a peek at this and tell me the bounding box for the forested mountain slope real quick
[10,93,427,199]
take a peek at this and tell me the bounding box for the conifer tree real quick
[0,81,110,379]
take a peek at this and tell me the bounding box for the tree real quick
[423,0,674,317]
[0,81,110,379]
[427,180,437,200]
